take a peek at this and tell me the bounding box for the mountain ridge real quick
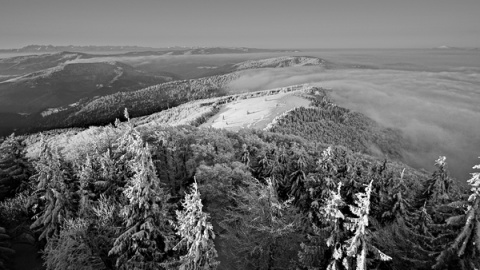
[0,56,325,136]
[0,45,296,54]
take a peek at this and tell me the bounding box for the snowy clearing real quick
[201,91,311,131]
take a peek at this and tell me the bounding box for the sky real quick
[1,0,479,49]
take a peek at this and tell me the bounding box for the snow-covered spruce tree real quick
[108,126,174,269]
[76,150,117,216]
[30,138,76,240]
[375,170,435,269]
[109,109,140,196]
[305,146,342,208]
[299,182,348,270]
[407,156,463,267]
[323,183,348,270]
[381,169,410,223]
[344,180,391,270]
[0,133,30,199]
[421,156,455,207]
[174,180,219,270]
[298,146,346,269]
[288,153,308,205]
[95,148,124,198]
[433,159,480,270]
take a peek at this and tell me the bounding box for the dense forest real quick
[267,93,406,160]
[0,105,478,269]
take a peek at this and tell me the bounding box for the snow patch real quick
[109,66,124,85]
[41,107,67,117]
[41,101,79,117]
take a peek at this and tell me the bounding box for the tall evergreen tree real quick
[221,178,301,269]
[433,159,480,270]
[0,134,30,199]
[344,180,391,270]
[381,169,410,223]
[108,125,174,269]
[30,138,76,240]
[43,218,107,270]
[421,156,455,208]
[299,182,348,270]
[174,180,219,270]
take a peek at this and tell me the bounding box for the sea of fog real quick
[226,49,480,183]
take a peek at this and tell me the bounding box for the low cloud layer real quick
[227,67,480,182]
[64,53,288,67]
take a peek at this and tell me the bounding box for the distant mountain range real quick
[0,45,169,53]
[0,45,296,54]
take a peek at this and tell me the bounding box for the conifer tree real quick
[96,149,123,197]
[344,180,391,270]
[174,180,219,270]
[421,156,455,207]
[433,159,480,270]
[299,182,348,270]
[108,126,174,269]
[302,146,343,212]
[298,146,347,269]
[382,169,410,223]
[288,154,308,204]
[30,138,76,240]
[44,218,106,270]
[410,156,464,268]
[323,183,348,270]
[378,168,436,269]
[221,178,300,269]
[0,134,30,199]
[110,109,139,193]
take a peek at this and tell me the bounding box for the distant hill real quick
[0,50,301,79]
[202,56,327,76]
[0,52,87,76]
[233,56,326,70]
[0,61,175,114]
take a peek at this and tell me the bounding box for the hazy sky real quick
[1,0,479,49]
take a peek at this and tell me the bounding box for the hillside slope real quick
[202,56,327,76]
[0,61,175,114]
[0,52,86,76]
[10,56,326,135]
